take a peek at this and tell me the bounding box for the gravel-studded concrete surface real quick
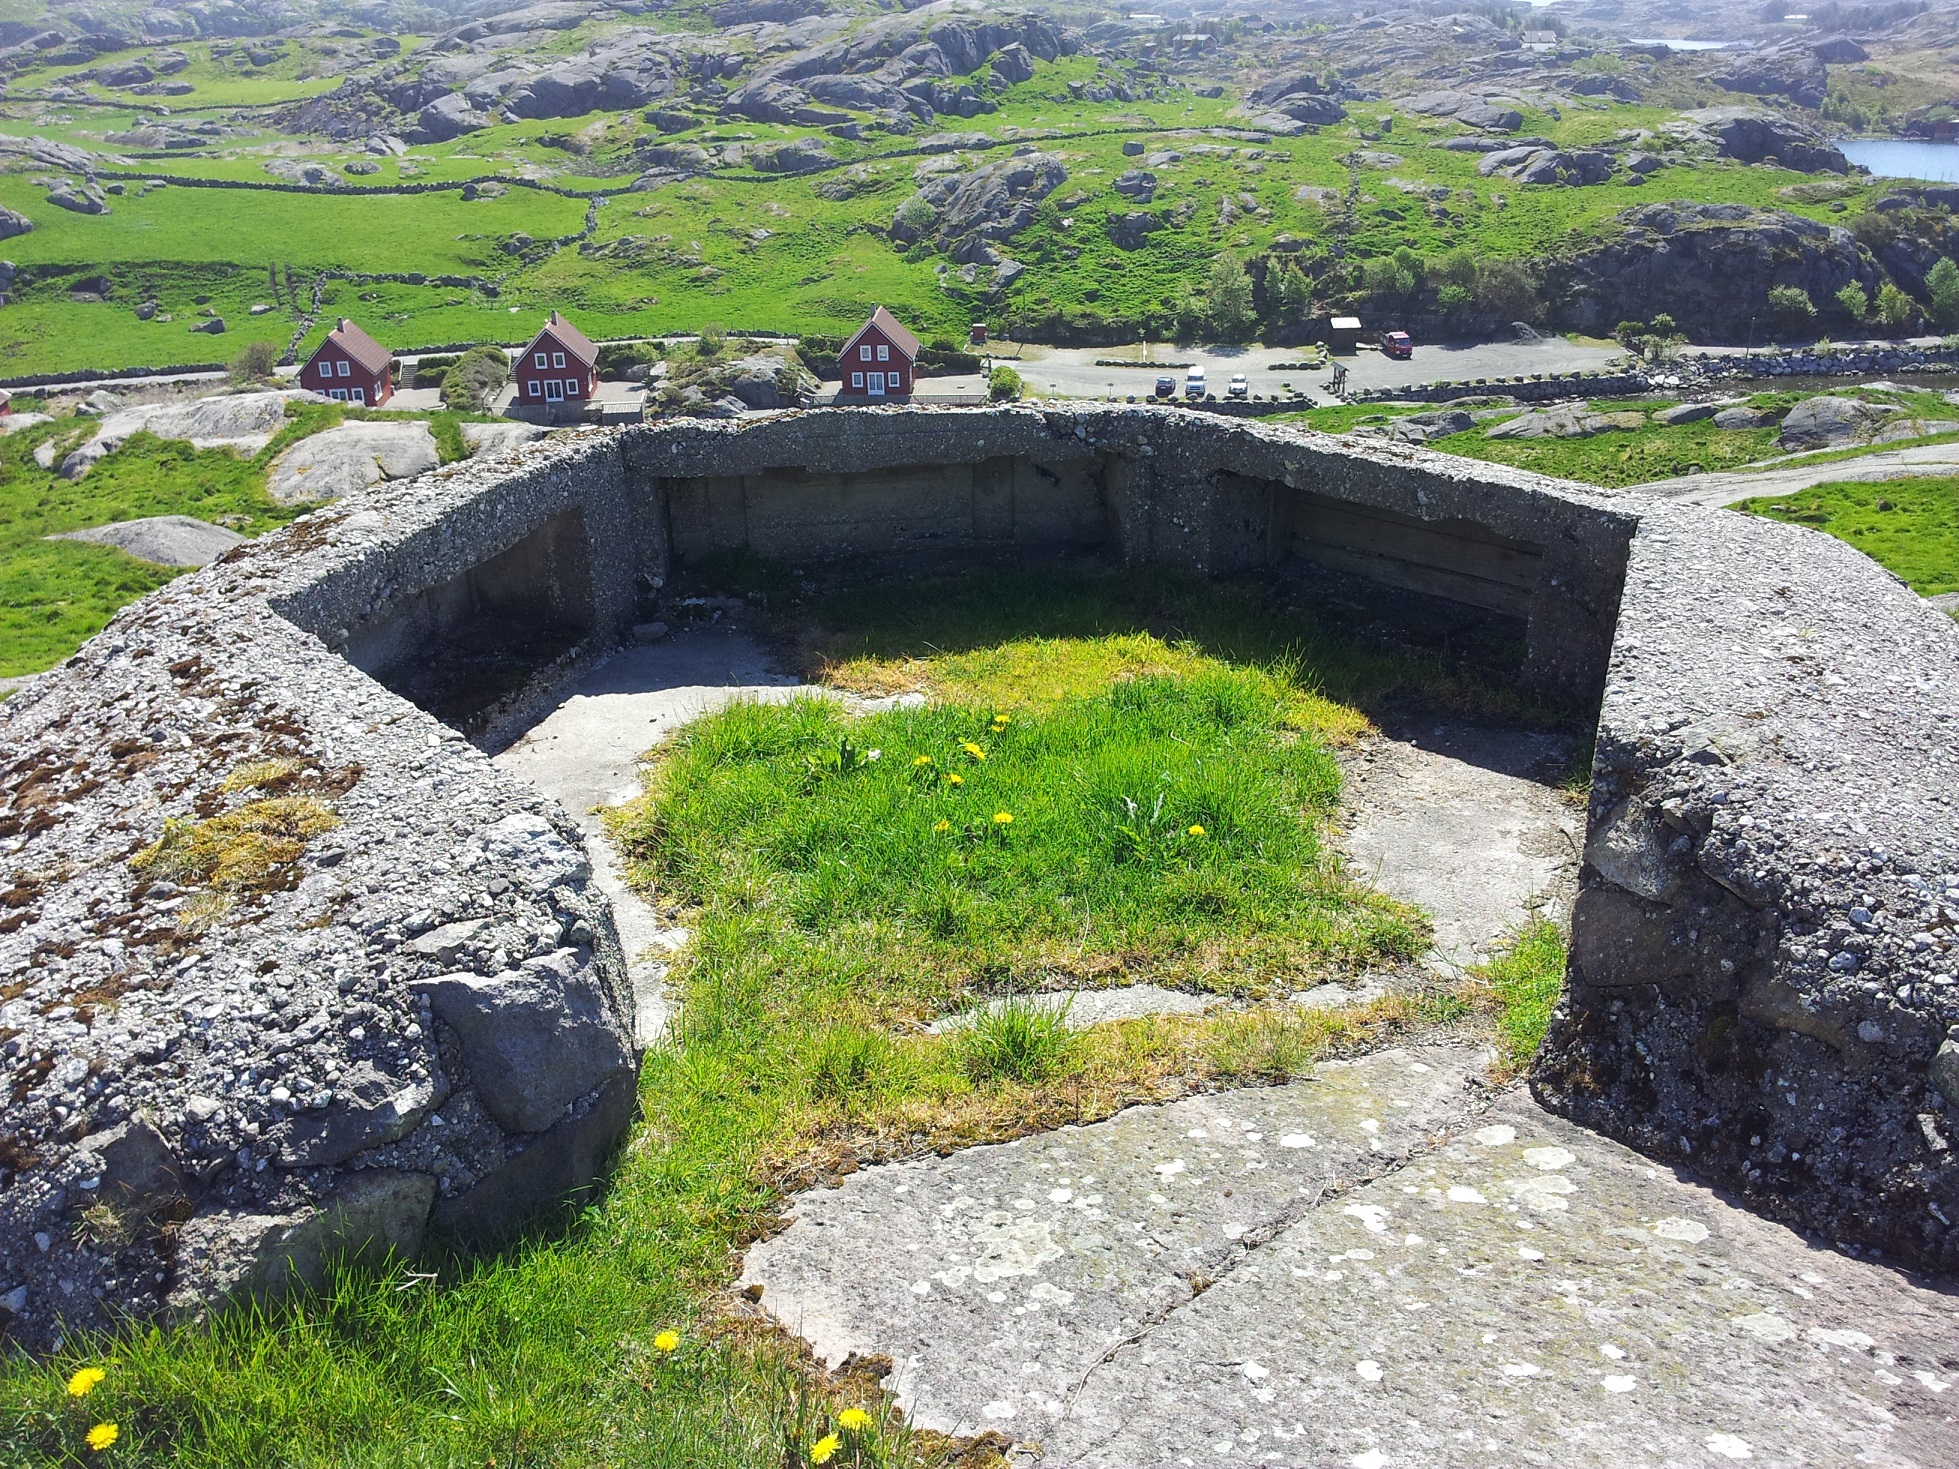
[1338,723,1582,968]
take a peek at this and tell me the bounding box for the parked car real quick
[1227,374,1249,399]
[1185,366,1207,398]
[1154,375,1177,399]
[1381,330,1414,359]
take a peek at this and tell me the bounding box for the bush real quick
[1767,285,1817,336]
[1875,281,1916,329]
[440,344,509,411]
[697,322,726,358]
[1928,257,1959,329]
[228,340,277,385]
[1207,254,1257,342]
[1475,258,1538,321]
[988,365,1023,401]
[1834,282,1870,322]
[595,342,661,379]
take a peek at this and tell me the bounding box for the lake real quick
[1840,139,1959,183]
[1629,38,1735,50]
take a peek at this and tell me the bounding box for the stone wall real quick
[1,405,1953,1354]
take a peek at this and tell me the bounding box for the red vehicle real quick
[1381,330,1414,359]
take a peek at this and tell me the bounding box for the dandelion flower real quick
[913,755,933,767]
[934,819,951,832]
[1188,824,1206,837]
[654,1330,680,1353]
[993,812,1014,826]
[838,1407,873,1432]
[67,1368,105,1398]
[85,1424,118,1452]
[991,713,1010,727]
[962,742,986,761]
[947,773,964,786]
[811,1432,841,1465]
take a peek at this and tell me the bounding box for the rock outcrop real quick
[1682,106,1847,175]
[889,150,1065,261]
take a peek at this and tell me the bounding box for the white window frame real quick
[564,379,580,398]
[545,380,564,403]
[887,370,901,388]
[859,345,871,361]
[528,380,542,397]
[337,359,350,378]
[552,351,565,369]
[351,387,364,404]
[535,352,549,369]
[850,371,863,388]
[876,344,889,361]
[328,388,347,401]
[868,373,885,397]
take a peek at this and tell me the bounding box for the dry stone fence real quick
[0,405,1953,1349]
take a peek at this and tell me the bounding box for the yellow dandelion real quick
[838,1407,874,1432]
[991,713,1010,727]
[1188,824,1205,836]
[811,1432,841,1465]
[67,1368,105,1398]
[933,819,951,832]
[913,754,933,766]
[947,773,963,786]
[654,1329,680,1353]
[993,812,1014,825]
[961,742,986,761]
[85,1424,118,1452]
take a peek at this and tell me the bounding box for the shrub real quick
[228,340,277,385]
[697,322,727,358]
[1875,281,1916,329]
[1927,257,1959,329]
[1767,285,1816,335]
[1834,282,1870,322]
[988,365,1023,401]
[1206,254,1257,342]
[440,344,509,411]
[1475,258,1537,321]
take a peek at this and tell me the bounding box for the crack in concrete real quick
[1044,1093,1491,1453]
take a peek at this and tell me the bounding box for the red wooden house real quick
[301,318,393,406]
[838,306,918,399]
[514,311,598,415]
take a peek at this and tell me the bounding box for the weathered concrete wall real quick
[1,404,1953,1354]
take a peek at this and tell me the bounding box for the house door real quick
[867,373,885,398]
[545,380,564,403]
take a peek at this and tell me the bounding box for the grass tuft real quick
[1465,916,1570,1076]
[959,997,1077,1085]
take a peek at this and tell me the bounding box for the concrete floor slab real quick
[1337,723,1581,968]
[1044,1090,1959,1468]
[740,1045,1491,1436]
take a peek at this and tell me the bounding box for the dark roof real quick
[525,310,597,369]
[842,305,920,362]
[319,318,391,376]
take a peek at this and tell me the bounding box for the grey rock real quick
[417,948,635,1135]
[1485,405,1643,440]
[1776,394,1882,449]
[61,390,301,479]
[75,1117,183,1215]
[1683,106,1846,174]
[1107,211,1162,250]
[274,1065,441,1169]
[416,93,491,143]
[1930,1038,1959,1107]
[459,422,545,456]
[170,1171,436,1312]
[0,205,31,240]
[1712,404,1779,430]
[52,515,247,568]
[1655,401,1716,426]
[266,422,440,505]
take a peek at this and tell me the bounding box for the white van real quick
[1185,366,1206,398]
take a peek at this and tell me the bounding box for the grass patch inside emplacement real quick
[0,575,1569,1466]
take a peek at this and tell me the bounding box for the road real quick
[993,336,1624,403]
[1637,440,1959,507]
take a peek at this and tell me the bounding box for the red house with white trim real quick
[514,311,598,416]
[301,318,393,406]
[838,306,918,399]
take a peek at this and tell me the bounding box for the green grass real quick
[0,406,334,676]
[1469,916,1570,1075]
[0,571,1519,1465]
[1740,477,1959,596]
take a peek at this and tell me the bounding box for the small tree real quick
[1273,262,1312,320]
[1767,285,1816,337]
[1206,254,1257,342]
[1834,282,1870,322]
[697,322,727,358]
[1475,258,1537,321]
[1926,257,1959,329]
[1613,320,1648,350]
[988,365,1023,401]
[1437,248,1477,290]
[229,340,277,385]
[1875,281,1916,330]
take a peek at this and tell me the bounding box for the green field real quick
[0,568,1559,1466]
[0,20,1898,377]
[1743,476,1959,596]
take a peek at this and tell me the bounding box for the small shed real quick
[514,311,598,415]
[838,306,919,399]
[1328,316,1364,353]
[301,318,393,406]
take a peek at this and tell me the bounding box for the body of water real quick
[1840,139,1959,183]
[1629,38,1735,50]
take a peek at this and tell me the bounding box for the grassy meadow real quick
[0,568,1568,1465]
[1743,476,1959,596]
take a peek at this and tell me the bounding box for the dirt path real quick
[1636,440,1959,507]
